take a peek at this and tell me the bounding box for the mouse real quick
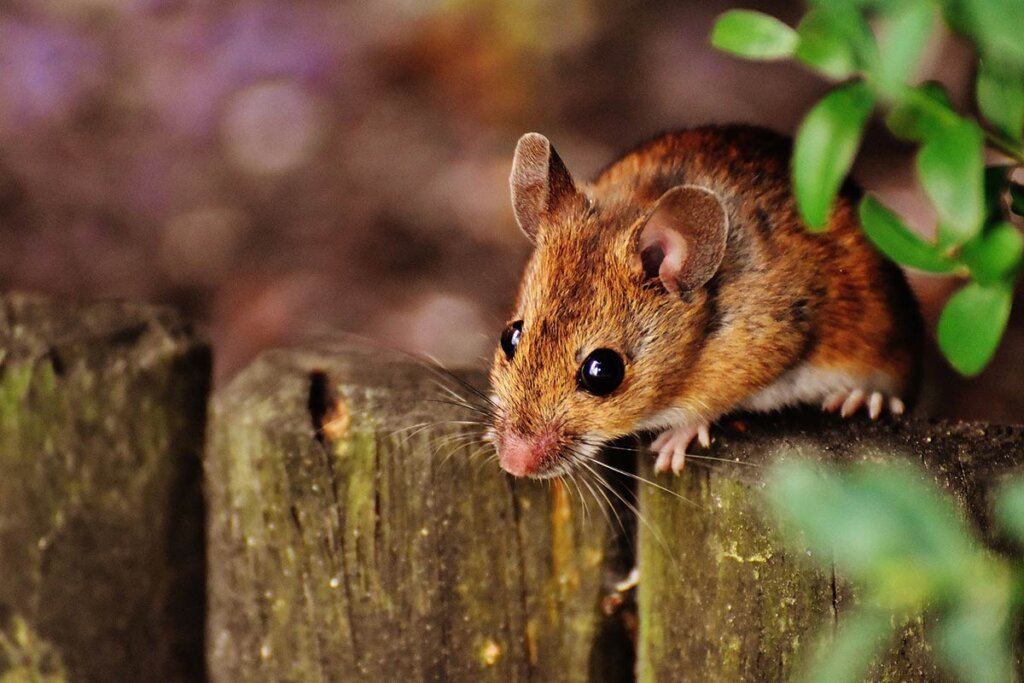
[486,125,923,478]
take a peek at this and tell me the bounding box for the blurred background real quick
[0,0,1018,420]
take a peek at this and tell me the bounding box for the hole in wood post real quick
[308,370,333,445]
[308,370,350,444]
[45,348,65,376]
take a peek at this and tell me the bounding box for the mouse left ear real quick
[510,133,584,243]
[635,185,728,294]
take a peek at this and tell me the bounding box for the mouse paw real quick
[650,421,711,475]
[822,389,905,419]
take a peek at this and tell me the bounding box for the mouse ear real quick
[510,133,583,243]
[636,185,728,294]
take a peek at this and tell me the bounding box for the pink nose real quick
[498,430,558,477]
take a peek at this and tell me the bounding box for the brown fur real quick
[490,125,922,475]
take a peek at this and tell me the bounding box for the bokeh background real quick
[0,0,1019,420]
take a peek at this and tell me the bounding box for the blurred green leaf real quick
[859,196,957,273]
[943,0,1024,77]
[798,608,893,683]
[933,595,1014,683]
[711,10,799,60]
[875,3,936,96]
[885,82,956,142]
[918,119,985,244]
[767,459,974,607]
[795,6,876,79]
[1012,182,1024,216]
[994,478,1024,546]
[962,222,1023,283]
[794,82,875,230]
[977,59,1024,142]
[938,280,1013,375]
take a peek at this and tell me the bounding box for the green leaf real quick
[994,478,1024,545]
[875,3,936,96]
[938,280,1013,375]
[918,119,985,244]
[977,59,1024,142]
[798,608,893,683]
[793,82,875,230]
[711,10,798,60]
[795,6,876,79]
[944,0,1024,77]
[858,196,957,273]
[766,459,975,606]
[961,222,1024,283]
[885,82,956,142]
[933,597,1014,683]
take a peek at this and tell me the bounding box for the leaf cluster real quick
[767,459,1024,683]
[712,0,1024,374]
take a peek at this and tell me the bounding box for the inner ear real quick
[636,185,728,295]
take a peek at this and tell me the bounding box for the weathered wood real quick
[636,411,1024,682]
[0,293,210,682]
[206,345,630,682]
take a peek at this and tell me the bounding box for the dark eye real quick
[500,320,523,360]
[577,349,625,396]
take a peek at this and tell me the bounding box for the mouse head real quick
[488,133,729,478]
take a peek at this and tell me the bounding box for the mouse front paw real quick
[822,389,905,419]
[650,421,711,475]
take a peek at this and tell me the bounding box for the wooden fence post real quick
[206,345,631,682]
[636,412,1024,681]
[0,294,210,681]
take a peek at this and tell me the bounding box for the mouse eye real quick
[577,349,625,396]
[500,320,524,360]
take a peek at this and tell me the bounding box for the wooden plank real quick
[206,345,627,682]
[636,411,1024,682]
[0,293,210,681]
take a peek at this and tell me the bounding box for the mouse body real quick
[488,125,922,478]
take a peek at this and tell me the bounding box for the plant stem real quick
[984,131,1024,166]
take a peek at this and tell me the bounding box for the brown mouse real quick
[487,125,922,478]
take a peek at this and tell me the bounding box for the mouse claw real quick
[868,391,883,419]
[697,424,711,448]
[840,389,866,417]
[823,388,907,419]
[650,421,712,475]
[890,397,905,415]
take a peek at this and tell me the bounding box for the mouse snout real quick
[497,428,561,477]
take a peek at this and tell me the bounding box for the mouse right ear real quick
[636,185,728,295]
[509,133,583,243]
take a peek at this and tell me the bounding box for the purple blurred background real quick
[0,0,1018,420]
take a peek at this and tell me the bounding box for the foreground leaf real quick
[933,594,1015,683]
[858,196,956,273]
[937,280,1013,375]
[798,608,893,683]
[794,82,875,230]
[875,3,936,95]
[977,59,1024,142]
[711,10,798,60]
[961,222,1024,283]
[994,478,1024,546]
[795,6,875,79]
[918,119,985,244]
[885,82,956,142]
[766,459,974,605]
